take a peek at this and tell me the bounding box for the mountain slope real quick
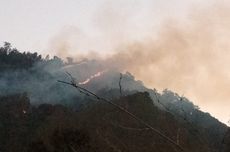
[0,44,229,151]
[0,93,229,152]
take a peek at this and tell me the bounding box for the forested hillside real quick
[0,43,229,152]
[0,92,229,152]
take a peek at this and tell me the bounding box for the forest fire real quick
[78,70,106,85]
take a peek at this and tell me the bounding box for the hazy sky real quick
[1,0,230,125]
[0,0,215,54]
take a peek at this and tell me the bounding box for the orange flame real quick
[79,70,106,85]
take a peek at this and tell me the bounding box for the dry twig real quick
[58,73,186,152]
[119,73,122,97]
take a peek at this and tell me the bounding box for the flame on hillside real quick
[51,1,230,124]
[79,70,106,85]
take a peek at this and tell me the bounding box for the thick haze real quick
[1,0,230,124]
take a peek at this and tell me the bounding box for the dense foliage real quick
[0,93,229,152]
[0,43,229,151]
[0,42,42,70]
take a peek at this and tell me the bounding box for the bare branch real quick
[58,75,186,152]
[65,71,77,85]
[69,145,77,152]
[153,90,207,145]
[177,128,181,145]
[119,73,123,97]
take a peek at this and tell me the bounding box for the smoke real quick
[48,1,230,124]
[106,2,230,123]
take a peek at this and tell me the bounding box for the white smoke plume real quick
[49,1,230,124]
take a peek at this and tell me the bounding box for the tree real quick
[3,42,11,52]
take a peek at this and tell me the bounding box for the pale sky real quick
[0,0,215,54]
[1,0,230,125]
